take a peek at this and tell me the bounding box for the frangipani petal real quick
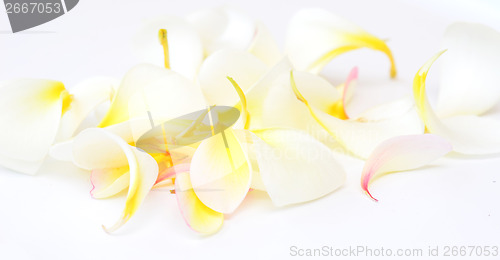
[414,51,500,155]
[134,16,204,79]
[437,23,500,117]
[175,172,224,234]
[189,129,252,214]
[285,8,396,77]
[73,128,158,232]
[291,72,424,159]
[187,6,281,66]
[0,79,71,174]
[252,128,346,206]
[198,49,268,106]
[57,77,117,141]
[360,134,452,201]
[99,64,205,127]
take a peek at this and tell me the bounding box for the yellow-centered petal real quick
[0,79,71,174]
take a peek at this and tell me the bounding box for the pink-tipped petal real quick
[360,134,452,201]
[331,66,358,119]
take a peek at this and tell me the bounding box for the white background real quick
[1,0,499,259]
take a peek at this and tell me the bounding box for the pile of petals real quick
[1,7,500,235]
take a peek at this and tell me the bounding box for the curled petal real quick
[189,129,252,214]
[175,172,224,234]
[73,128,158,232]
[360,134,452,201]
[437,23,500,117]
[285,8,396,77]
[0,79,70,174]
[251,128,346,206]
[198,49,268,106]
[414,51,500,155]
[133,16,203,79]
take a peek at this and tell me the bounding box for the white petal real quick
[437,23,500,117]
[72,128,158,232]
[189,129,252,214]
[285,8,396,77]
[252,128,346,207]
[414,50,500,155]
[0,79,68,172]
[133,16,204,79]
[198,49,268,106]
[361,134,452,201]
